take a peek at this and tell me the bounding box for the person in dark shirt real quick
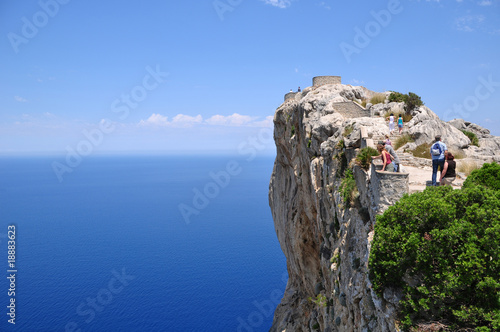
[440,152,456,186]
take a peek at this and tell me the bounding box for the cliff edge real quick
[268,80,499,331]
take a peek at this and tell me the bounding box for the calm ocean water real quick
[0,156,287,331]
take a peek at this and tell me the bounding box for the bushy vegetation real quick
[308,294,327,308]
[462,130,480,147]
[388,91,406,103]
[394,134,414,150]
[388,91,424,113]
[340,169,357,208]
[463,162,500,191]
[411,142,433,159]
[355,147,379,170]
[369,162,500,331]
[370,93,386,105]
[404,92,424,113]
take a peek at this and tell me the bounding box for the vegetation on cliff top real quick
[389,91,424,113]
[369,162,500,331]
[355,147,379,170]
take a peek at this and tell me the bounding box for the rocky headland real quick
[268,77,499,331]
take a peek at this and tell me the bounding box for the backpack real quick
[431,142,443,156]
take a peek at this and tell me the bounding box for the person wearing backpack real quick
[430,135,448,186]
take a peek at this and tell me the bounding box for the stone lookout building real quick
[285,76,370,119]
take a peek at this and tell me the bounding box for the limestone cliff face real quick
[268,84,409,332]
[268,82,500,332]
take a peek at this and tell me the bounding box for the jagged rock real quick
[449,118,492,138]
[408,106,470,150]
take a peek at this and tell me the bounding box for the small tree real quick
[404,92,423,113]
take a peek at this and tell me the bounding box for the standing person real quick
[385,134,392,146]
[398,114,403,134]
[298,86,301,92]
[440,153,456,186]
[386,113,395,134]
[430,135,448,186]
[377,143,394,172]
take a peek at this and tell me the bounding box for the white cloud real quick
[455,15,485,32]
[139,113,169,126]
[14,96,28,103]
[139,113,273,128]
[251,115,274,128]
[318,2,331,10]
[205,113,256,126]
[261,0,292,8]
[478,0,492,5]
[171,114,203,127]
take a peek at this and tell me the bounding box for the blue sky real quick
[1,0,499,155]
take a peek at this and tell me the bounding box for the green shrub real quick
[370,93,386,105]
[404,92,424,112]
[463,162,500,191]
[411,142,433,159]
[355,147,379,170]
[360,99,367,107]
[308,294,327,308]
[462,130,480,147]
[340,169,357,207]
[394,134,414,150]
[387,91,424,113]
[369,183,500,331]
[388,91,406,103]
[339,169,358,208]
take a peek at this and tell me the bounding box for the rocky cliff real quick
[268,82,499,332]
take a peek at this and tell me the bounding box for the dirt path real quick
[403,165,464,193]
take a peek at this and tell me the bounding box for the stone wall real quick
[284,91,297,101]
[370,160,410,215]
[332,101,370,118]
[313,76,341,87]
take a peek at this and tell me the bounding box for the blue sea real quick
[0,156,287,331]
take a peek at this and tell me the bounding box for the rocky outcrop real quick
[269,84,408,332]
[268,82,499,331]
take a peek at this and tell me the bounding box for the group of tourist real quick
[372,134,456,187]
[386,113,404,135]
[431,135,456,186]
